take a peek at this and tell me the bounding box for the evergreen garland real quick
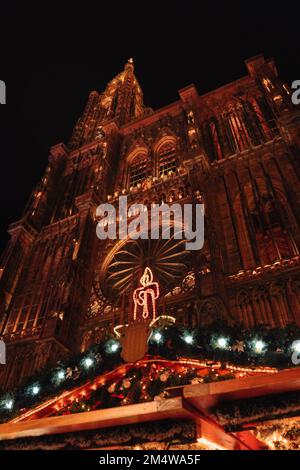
[0,321,299,423]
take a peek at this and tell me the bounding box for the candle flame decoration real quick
[133,267,159,321]
[140,267,153,287]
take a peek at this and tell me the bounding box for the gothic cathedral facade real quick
[1,55,300,390]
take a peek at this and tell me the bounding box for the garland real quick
[1,321,299,423]
[213,390,300,431]
[48,363,236,419]
[0,419,196,450]
[255,421,300,450]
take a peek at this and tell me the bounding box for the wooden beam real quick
[0,397,194,441]
[190,403,264,450]
[183,367,300,412]
[0,394,266,450]
[196,419,251,450]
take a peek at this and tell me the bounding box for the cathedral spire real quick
[124,57,134,73]
[69,59,145,147]
[100,58,144,125]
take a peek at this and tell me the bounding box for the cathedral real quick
[0,55,300,450]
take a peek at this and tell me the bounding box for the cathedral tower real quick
[1,55,300,391]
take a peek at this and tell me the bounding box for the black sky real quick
[0,1,299,252]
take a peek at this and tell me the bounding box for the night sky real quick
[0,1,299,252]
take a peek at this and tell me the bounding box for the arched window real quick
[251,198,296,264]
[128,154,148,187]
[158,143,177,177]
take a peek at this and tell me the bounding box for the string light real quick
[31,385,40,396]
[57,371,65,380]
[4,400,13,410]
[152,331,163,343]
[291,340,300,353]
[226,364,277,374]
[113,324,127,338]
[150,315,176,327]
[8,357,279,424]
[216,337,228,349]
[10,390,72,423]
[183,332,194,344]
[83,357,94,369]
[4,317,291,425]
[253,340,266,353]
[133,267,159,321]
[105,339,120,354]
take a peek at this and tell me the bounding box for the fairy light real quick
[4,400,13,410]
[253,340,266,354]
[150,315,176,328]
[111,343,119,352]
[113,324,127,338]
[57,370,65,380]
[10,390,72,424]
[177,358,222,368]
[8,353,279,425]
[83,357,94,369]
[226,364,277,374]
[133,267,159,321]
[31,385,40,396]
[105,339,120,354]
[183,332,194,345]
[10,362,136,424]
[291,340,300,353]
[152,331,163,343]
[216,337,228,349]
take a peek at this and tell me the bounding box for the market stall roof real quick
[1,366,299,450]
[184,366,300,412]
[0,395,259,450]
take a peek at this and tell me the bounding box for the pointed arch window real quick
[158,143,177,177]
[251,198,296,264]
[129,154,149,187]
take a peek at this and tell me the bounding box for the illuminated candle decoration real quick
[133,267,159,321]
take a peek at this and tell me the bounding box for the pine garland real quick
[213,390,300,431]
[0,419,196,450]
[255,421,300,450]
[1,321,299,423]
